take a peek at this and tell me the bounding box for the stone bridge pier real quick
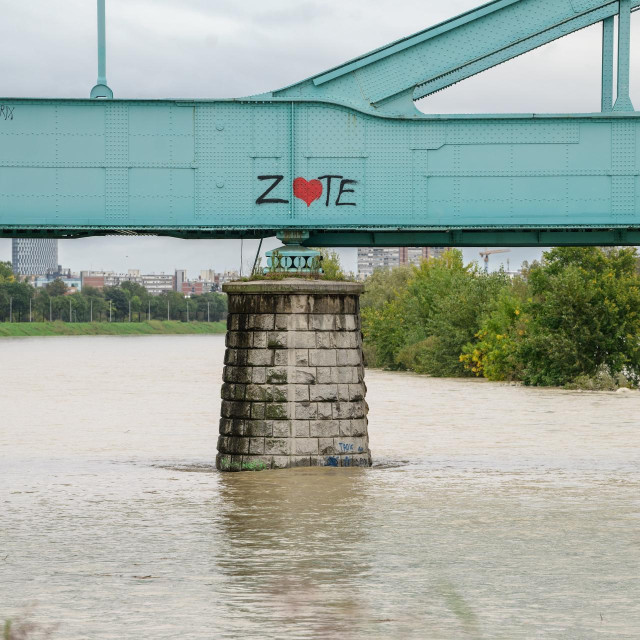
[217,279,372,471]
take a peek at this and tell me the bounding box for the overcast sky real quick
[1,0,639,275]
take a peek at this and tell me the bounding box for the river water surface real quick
[1,335,639,639]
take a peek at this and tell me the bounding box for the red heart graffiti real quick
[293,177,323,207]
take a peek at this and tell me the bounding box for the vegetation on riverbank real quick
[362,247,640,389]
[0,320,226,337]
[0,262,227,323]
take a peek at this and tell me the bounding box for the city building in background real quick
[181,280,217,296]
[175,269,186,293]
[200,270,217,282]
[17,259,239,297]
[357,248,402,279]
[78,268,238,296]
[32,273,82,291]
[357,247,446,279]
[216,271,240,287]
[142,273,176,296]
[181,270,240,296]
[80,270,176,295]
[80,271,118,290]
[11,238,59,276]
[399,247,446,265]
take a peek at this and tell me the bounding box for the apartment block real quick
[357,247,447,279]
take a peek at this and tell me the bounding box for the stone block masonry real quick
[217,279,372,471]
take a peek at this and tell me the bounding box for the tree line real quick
[0,262,227,323]
[361,247,640,389]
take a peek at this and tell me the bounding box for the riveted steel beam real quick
[306,229,640,247]
[3,0,640,243]
[614,0,635,111]
[602,17,615,112]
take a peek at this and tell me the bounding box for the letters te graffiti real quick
[0,105,15,121]
[256,175,357,207]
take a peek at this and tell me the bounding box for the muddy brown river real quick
[1,335,639,639]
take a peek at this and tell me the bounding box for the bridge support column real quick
[601,17,614,112]
[613,0,635,112]
[217,279,372,471]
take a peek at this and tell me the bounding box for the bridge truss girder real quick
[1,0,639,247]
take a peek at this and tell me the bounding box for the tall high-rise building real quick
[357,248,401,279]
[175,269,186,292]
[357,247,447,279]
[11,238,58,276]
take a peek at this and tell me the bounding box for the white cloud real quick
[114,3,245,43]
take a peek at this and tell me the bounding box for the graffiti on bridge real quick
[256,175,358,207]
[0,106,15,121]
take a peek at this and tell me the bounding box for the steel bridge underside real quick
[1,100,639,247]
[4,228,640,248]
[2,0,640,247]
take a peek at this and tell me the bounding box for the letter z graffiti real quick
[256,175,289,205]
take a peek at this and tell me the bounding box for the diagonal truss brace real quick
[601,16,615,111]
[412,4,625,103]
[613,0,635,111]
[276,0,639,115]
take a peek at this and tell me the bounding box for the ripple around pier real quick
[1,335,639,639]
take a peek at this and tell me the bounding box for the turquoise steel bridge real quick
[1,0,640,247]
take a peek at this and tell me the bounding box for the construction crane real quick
[479,249,511,274]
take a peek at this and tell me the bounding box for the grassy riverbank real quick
[0,320,226,337]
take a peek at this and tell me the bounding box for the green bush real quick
[363,247,640,388]
[460,284,528,381]
[362,250,509,376]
